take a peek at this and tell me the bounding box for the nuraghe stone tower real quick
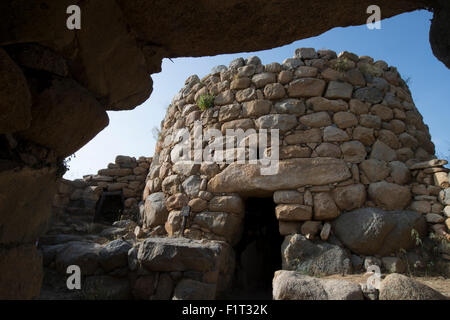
[144,47,449,282]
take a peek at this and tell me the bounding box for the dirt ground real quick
[322,273,450,298]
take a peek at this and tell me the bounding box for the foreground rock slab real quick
[281,234,352,276]
[273,270,363,300]
[379,273,447,300]
[137,237,228,272]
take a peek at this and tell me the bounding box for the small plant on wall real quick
[197,93,215,111]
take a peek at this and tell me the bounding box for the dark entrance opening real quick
[94,190,124,224]
[229,197,283,300]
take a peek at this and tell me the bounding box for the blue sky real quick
[64,10,450,179]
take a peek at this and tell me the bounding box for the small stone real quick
[333,112,358,128]
[182,175,202,197]
[351,255,364,270]
[188,198,208,212]
[276,204,313,221]
[353,87,384,104]
[301,221,322,238]
[279,221,301,236]
[251,71,276,87]
[229,58,245,69]
[246,56,262,65]
[265,62,282,73]
[235,88,257,102]
[409,159,448,170]
[360,114,381,129]
[323,126,350,142]
[214,90,234,106]
[313,193,340,220]
[165,193,189,211]
[278,70,293,84]
[230,77,251,90]
[237,65,256,78]
[200,162,220,179]
[218,103,241,122]
[280,145,312,159]
[434,172,449,188]
[304,190,313,206]
[172,161,200,176]
[209,195,244,215]
[307,97,348,112]
[320,222,331,240]
[371,104,393,121]
[444,206,450,218]
[256,114,297,133]
[410,201,431,214]
[315,143,341,158]
[389,161,411,185]
[264,83,286,100]
[285,128,322,144]
[378,130,400,149]
[288,78,326,97]
[338,51,359,62]
[300,111,331,128]
[295,48,318,59]
[282,58,304,69]
[340,141,366,163]
[325,81,353,100]
[399,133,419,149]
[332,184,366,211]
[199,191,213,201]
[382,257,406,273]
[243,99,271,117]
[349,99,369,114]
[425,213,444,223]
[360,159,391,182]
[353,126,375,146]
[274,99,305,115]
[370,140,397,162]
[431,203,444,214]
[165,210,182,236]
[368,181,411,210]
[144,192,168,228]
[274,190,303,204]
[294,66,318,78]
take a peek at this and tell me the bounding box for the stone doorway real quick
[94,190,124,224]
[229,197,283,299]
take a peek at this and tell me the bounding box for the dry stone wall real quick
[144,48,450,265]
[50,155,152,234]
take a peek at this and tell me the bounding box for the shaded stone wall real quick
[49,155,152,234]
[143,48,450,273]
[40,235,234,300]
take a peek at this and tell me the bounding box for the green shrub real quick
[333,57,354,72]
[197,93,215,111]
